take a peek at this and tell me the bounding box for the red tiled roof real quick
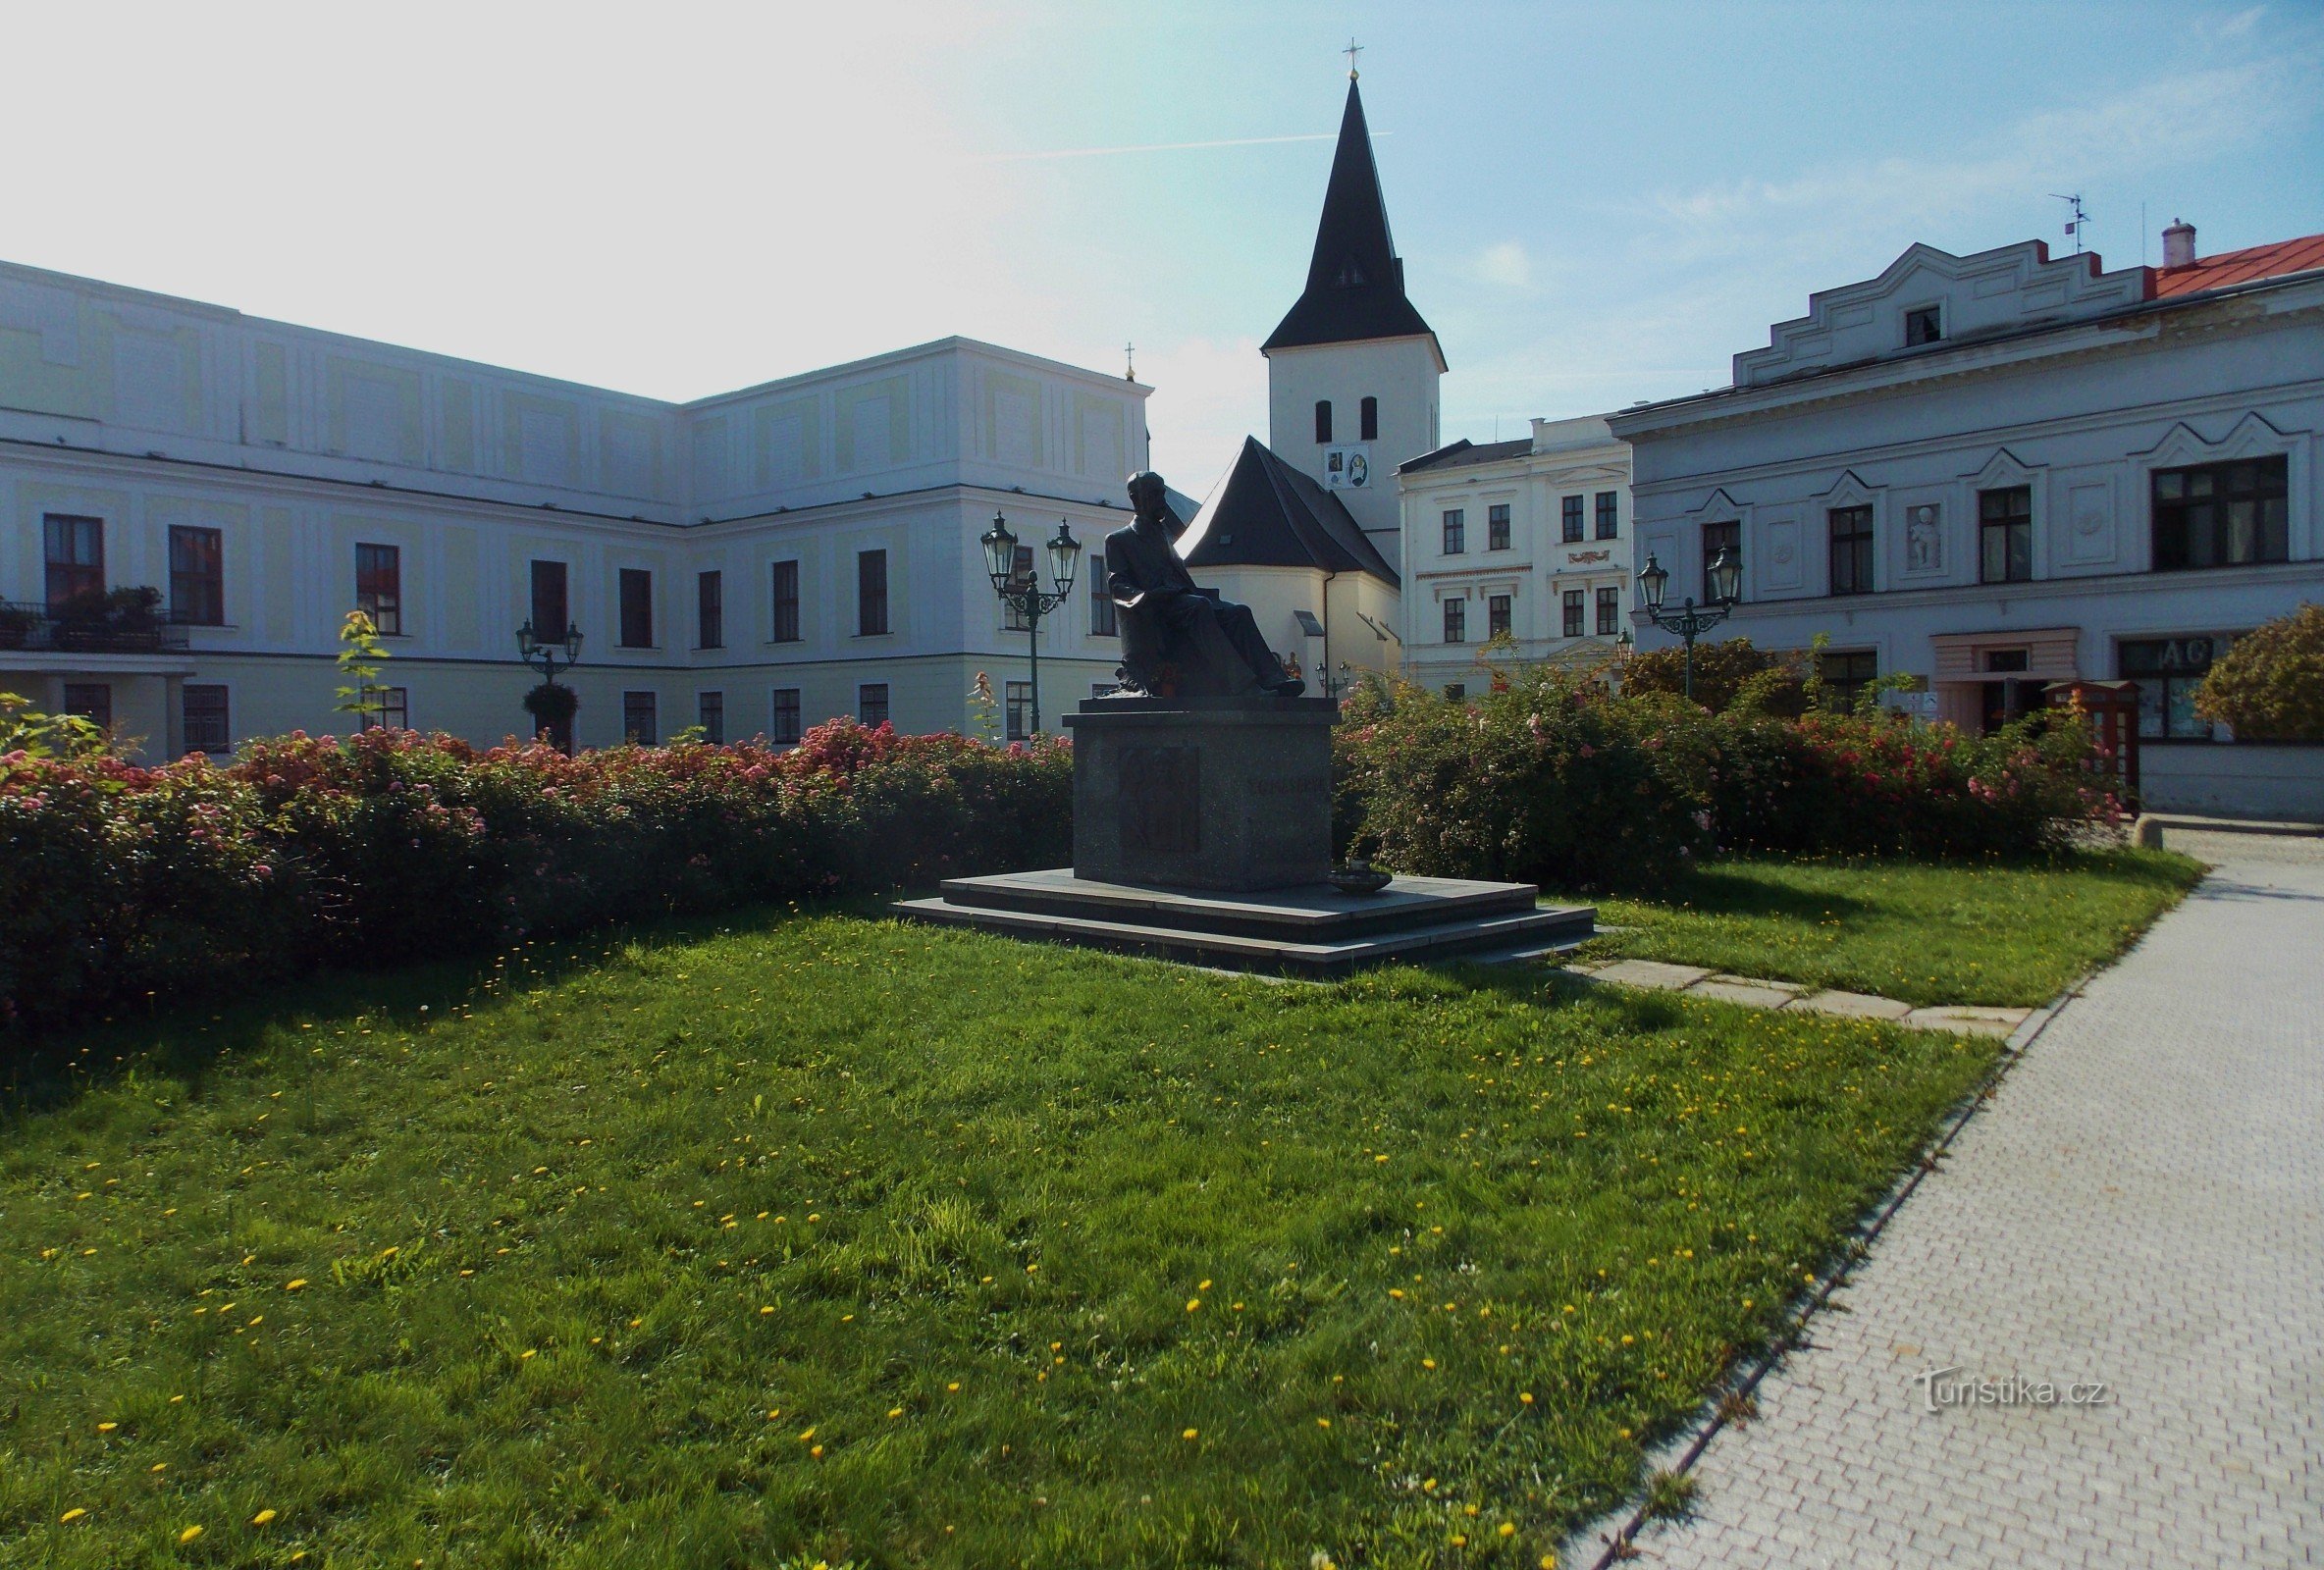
[2151,232,2324,297]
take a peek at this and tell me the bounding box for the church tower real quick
[1261,72,1445,558]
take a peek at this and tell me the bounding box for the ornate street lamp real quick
[978,511,1082,737]
[516,617,585,749]
[1633,548,1739,703]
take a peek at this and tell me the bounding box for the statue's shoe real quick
[1267,677,1307,698]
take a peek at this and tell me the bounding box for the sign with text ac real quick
[1323,445,1371,489]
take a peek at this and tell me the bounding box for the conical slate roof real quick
[1261,79,1439,355]
[1181,437,1400,586]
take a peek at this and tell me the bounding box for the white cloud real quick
[1474,241,1532,288]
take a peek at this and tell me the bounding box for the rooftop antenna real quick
[2051,192,2089,255]
[1344,36,1363,79]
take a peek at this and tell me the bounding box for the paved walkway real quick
[1570,957,2032,1037]
[1604,830,2324,1569]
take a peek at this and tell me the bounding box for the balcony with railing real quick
[0,590,193,656]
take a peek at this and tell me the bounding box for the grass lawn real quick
[1570,848,2203,1008]
[1,912,2002,1569]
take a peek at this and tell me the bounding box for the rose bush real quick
[2,720,1069,1033]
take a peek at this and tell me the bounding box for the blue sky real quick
[4,1,2318,495]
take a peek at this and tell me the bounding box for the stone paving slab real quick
[1793,988,1918,1021]
[1590,958,1715,990]
[1587,834,2324,1569]
[1691,977,1802,1009]
[1712,972,1805,994]
[1903,1005,2033,1039]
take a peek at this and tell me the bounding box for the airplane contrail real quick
[976,131,1375,163]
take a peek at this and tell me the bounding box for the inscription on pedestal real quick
[1120,746,1200,855]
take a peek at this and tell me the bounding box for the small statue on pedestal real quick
[1105,471,1304,698]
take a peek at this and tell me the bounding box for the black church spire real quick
[1261,78,1439,355]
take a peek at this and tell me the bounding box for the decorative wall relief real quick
[1906,503,1943,573]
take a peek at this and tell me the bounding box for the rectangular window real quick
[858,550,889,636]
[1561,589,1584,639]
[355,542,400,635]
[770,687,802,744]
[770,559,801,643]
[1444,683,1465,702]
[698,690,724,744]
[1904,305,1942,346]
[62,682,112,730]
[859,682,890,727]
[1595,492,1619,540]
[43,514,103,610]
[1487,503,1511,551]
[2151,457,2288,571]
[1979,486,2034,584]
[1820,650,1878,711]
[530,559,569,638]
[1006,679,1032,741]
[1560,496,1584,544]
[1703,519,1741,599]
[697,570,723,649]
[1359,396,1378,442]
[622,691,658,745]
[1488,594,1511,638]
[1828,505,1875,596]
[2121,636,2232,741]
[363,686,409,732]
[169,526,225,626]
[183,683,230,753]
[1442,597,1466,644]
[1005,544,1036,631]
[1596,585,1620,636]
[1441,509,1465,554]
[1088,549,1117,636]
[618,568,654,648]
[1314,400,1333,444]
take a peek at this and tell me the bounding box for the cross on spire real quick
[1344,36,1362,79]
[1125,341,1136,381]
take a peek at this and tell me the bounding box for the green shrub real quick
[1621,637,1808,713]
[2194,603,2324,741]
[1335,671,2121,892]
[1,720,1069,1033]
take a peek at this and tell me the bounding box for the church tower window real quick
[1360,396,1378,441]
[1315,400,1333,444]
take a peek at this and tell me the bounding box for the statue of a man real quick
[1106,472,1304,698]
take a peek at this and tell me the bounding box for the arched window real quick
[1360,396,1378,441]
[1314,400,1333,444]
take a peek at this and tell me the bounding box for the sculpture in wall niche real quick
[1105,471,1305,699]
[1907,503,1943,572]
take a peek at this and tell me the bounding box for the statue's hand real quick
[1114,589,1148,610]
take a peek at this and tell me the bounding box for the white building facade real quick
[1609,226,2324,818]
[1396,415,1632,697]
[0,260,1149,759]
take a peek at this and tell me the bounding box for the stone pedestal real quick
[1062,696,1335,893]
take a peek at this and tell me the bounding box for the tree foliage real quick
[2193,604,2324,742]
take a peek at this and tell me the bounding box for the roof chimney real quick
[2162,218,2197,270]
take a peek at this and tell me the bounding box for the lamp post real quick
[978,511,1083,737]
[1632,547,1741,703]
[515,616,584,748]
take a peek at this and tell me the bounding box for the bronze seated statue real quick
[1104,471,1305,699]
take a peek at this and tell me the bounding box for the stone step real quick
[933,867,1542,941]
[894,895,1597,979]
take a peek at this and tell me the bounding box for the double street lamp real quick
[515,616,585,749]
[1633,547,1742,703]
[978,511,1083,737]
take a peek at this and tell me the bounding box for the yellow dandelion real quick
[1521,1391,1536,1404]
[1197,1279,1212,1290]
[947,1382,961,1392]
[888,1407,904,1418]
[1186,1298,1201,1312]
[810,1443,823,1457]
[520,1349,537,1360]
[59,1508,86,1524]
[285,1280,307,1291]
[253,1509,279,1527]
[1501,1522,1517,1538]
[96,1422,118,1434]
[1181,1428,1198,1440]
[761,1306,775,1315]
[1317,1417,1331,1428]
[180,1526,204,1544]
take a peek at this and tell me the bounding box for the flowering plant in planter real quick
[520,682,581,727]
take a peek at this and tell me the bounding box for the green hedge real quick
[1,721,1069,1034]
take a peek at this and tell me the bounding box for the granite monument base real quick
[1062,696,1335,892]
[893,697,1594,976]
